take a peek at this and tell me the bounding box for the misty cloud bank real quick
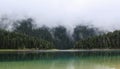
[0,16,104,35]
[0,0,120,31]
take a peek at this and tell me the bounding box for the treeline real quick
[0,18,101,49]
[75,30,120,49]
[12,18,100,49]
[0,29,54,49]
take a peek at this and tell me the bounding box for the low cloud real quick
[0,0,120,31]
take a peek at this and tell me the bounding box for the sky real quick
[0,0,120,31]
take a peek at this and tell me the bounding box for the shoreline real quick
[0,49,120,52]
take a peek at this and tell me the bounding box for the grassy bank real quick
[0,49,120,52]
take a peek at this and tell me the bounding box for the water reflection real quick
[94,65,115,69]
[0,51,120,69]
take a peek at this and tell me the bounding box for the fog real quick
[0,0,120,31]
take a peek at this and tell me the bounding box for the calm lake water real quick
[0,51,120,69]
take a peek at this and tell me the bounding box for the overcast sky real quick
[0,0,120,31]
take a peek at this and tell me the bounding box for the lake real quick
[0,50,120,69]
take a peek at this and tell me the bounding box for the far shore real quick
[0,49,120,52]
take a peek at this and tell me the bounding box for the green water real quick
[0,51,120,69]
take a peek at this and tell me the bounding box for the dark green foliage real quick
[0,29,54,49]
[13,18,74,49]
[32,26,53,42]
[52,26,73,49]
[13,18,53,42]
[13,18,34,35]
[73,25,98,41]
[75,30,120,49]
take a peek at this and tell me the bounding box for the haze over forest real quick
[0,0,120,31]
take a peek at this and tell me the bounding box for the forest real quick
[1,17,119,49]
[0,29,54,49]
[75,30,120,49]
